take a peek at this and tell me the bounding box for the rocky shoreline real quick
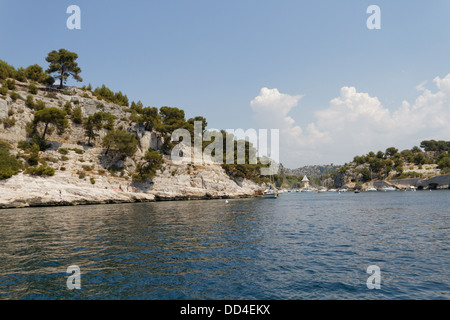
[0,162,265,210]
[0,147,265,209]
[0,189,261,210]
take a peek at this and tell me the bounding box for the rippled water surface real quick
[0,191,449,299]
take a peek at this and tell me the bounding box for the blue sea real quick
[0,190,448,300]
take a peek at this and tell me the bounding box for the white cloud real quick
[250,74,450,168]
[433,74,450,93]
[250,87,303,132]
[416,81,427,92]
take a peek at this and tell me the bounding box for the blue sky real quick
[1,1,450,167]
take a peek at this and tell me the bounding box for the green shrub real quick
[221,163,270,184]
[34,99,45,111]
[14,68,27,82]
[1,117,16,128]
[0,60,16,80]
[78,171,86,179]
[58,148,69,155]
[90,177,95,184]
[70,148,84,154]
[107,165,124,176]
[82,165,93,171]
[437,156,450,170]
[43,155,58,163]
[61,156,69,161]
[72,106,83,124]
[25,143,41,166]
[28,83,38,94]
[25,94,35,109]
[0,140,22,179]
[133,150,164,181]
[24,64,48,83]
[9,91,20,101]
[396,171,423,179]
[0,86,8,96]
[2,79,16,90]
[94,84,129,106]
[45,92,58,99]
[25,165,55,176]
[18,140,33,150]
[63,101,72,115]
[42,75,55,86]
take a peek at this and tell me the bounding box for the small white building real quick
[302,175,310,189]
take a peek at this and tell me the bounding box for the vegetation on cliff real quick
[45,49,82,89]
[0,140,22,179]
[0,50,271,185]
[330,140,450,188]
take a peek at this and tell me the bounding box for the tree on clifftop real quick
[45,49,82,89]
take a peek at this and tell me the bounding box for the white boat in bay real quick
[264,175,278,198]
[366,187,377,192]
[382,187,396,192]
[263,190,278,198]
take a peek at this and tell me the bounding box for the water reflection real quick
[0,192,449,299]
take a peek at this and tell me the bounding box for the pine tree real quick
[45,49,82,89]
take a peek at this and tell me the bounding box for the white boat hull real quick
[263,193,278,198]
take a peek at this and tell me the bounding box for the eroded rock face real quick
[150,162,263,200]
[0,159,263,208]
[0,98,8,119]
[417,174,450,189]
[0,86,265,208]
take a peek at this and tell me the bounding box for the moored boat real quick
[263,190,278,198]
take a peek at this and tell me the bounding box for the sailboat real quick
[263,175,278,198]
[263,185,278,198]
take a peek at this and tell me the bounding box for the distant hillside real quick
[277,140,450,190]
[280,164,341,179]
[333,141,450,189]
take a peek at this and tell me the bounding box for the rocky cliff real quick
[0,83,265,208]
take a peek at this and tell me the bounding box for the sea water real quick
[0,191,448,300]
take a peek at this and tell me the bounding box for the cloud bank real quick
[250,74,450,168]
